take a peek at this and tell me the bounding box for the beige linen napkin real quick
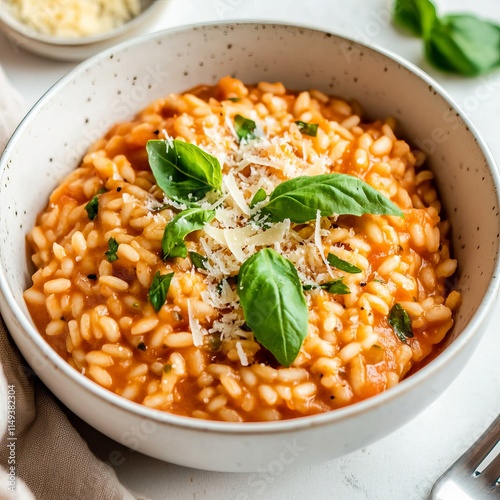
[0,66,140,500]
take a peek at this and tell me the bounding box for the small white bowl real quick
[1,22,499,472]
[0,0,166,61]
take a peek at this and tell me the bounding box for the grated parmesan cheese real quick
[6,0,141,38]
[187,299,206,347]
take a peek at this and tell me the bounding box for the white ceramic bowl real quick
[0,0,166,61]
[1,22,499,472]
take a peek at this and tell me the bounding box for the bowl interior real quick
[0,22,499,412]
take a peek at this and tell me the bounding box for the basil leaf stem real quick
[85,195,99,221]
[388,303,414,343]
[147,139,222,204]
[295,121,319,137]
[162,208,215,259]
[234,114,257,142]
[105,238,119,262]
[237,248,308,367]
[260,173,403,224]
[327,253,362,274]
[148,271,174,312]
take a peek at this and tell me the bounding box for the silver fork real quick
[430,414,500,499]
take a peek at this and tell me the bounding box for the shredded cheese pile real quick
[150,117,352,361]
[6,0,141,38]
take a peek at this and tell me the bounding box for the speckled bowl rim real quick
[1,20,500,435]
[0,0,162,46]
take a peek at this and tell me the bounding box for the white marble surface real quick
[1,0,500,498]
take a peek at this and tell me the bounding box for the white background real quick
[1,1,500,498]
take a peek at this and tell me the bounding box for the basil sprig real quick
[237,248,308,367]
[259,173,403,224]
[295,121,319,137]
[393,0,437,37]
[234,114,257,142]
[388,303,414,343]
[148,271,174,312]
[147,140,222,204]
[162,208,215,259]
[426,16,500,76]
[327,253,362,274]
[393,0,500,76]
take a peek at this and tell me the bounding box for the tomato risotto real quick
[24,77,460,422]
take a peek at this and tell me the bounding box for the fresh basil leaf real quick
[238,248,308,367]
[148,271,174,312]
[327,253,362,274]
[260,173,403,224]
[85,195,99,221]
[393,0,437,38]
[228,97,241,102]
[105,237,119,262]
[189,251,208,270]
[295,121,319,137]
[147,139,222,203]
[162,208,215,259]
[234,114,257,142]
[425,15,500,76]
[250,188,267,208]
[388,303,414,343]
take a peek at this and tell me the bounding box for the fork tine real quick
[458,414,500,473]
[479,448,500,488]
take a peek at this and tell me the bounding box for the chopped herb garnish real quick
[228,97,241,102]
[85,195,99,221]
[303,278,350,295]
[388,303,414,343]
[250,188,267,208]
[148,271,174,312]
[327,253,362,274]
[189,251,208,270]
[323,279,351,295]
[96,187,107,194]
[295,121,319,137]
[234,114,257,142]
[163,363,172,373]
[87,274,97,280]
[137,342,146,351]
[105,237,119,262]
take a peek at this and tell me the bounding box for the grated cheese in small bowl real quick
[4,0,141,38]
